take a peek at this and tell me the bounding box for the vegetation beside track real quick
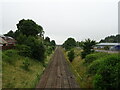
[2,19,56,88]
[2,49,54,88]
[63,48,120,89]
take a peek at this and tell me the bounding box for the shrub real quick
[93,54,120,89]
[88,59,103,75]
[31,40,45,62]
[104,46,109,50]
[62,38,76,50]
[16,44,32,57]
[46,46,53,55]
[85,52,109,63]
[81,39,96,59]
[24,36,45,62]
[68,50,75,62]
[2,53,10,63]
[22,57,30,71]
[2,50,18,64]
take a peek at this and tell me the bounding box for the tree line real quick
[62,37,119,89]
[100,34,120,43]
[4,19,56,62]
[62,37,96,61]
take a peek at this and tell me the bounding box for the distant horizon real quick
[1,30,119,45]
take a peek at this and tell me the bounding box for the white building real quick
[95,43,120,50]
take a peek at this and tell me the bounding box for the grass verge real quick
[2,49,53,88]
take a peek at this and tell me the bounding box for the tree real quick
[68,50,75,62]
[99,34,120,43]
[81,39,96,59]
[50,40,56,50]
[45,37,50,43]
[16,33,27,44]
[50,40,56,46]
[62,38,76,50]
[16,19,44,37]
[25,36,45,61]
[4,30,14,38]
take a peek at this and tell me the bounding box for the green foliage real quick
[16,44,32,57]
[46,46,53,55]
[68,50,75,62]
[45,37,50,43]
[2,50,18,64]
[4,30,14,38]
[16,33,27,44]
[62,37,76,50]
[25,36,45,61]
[85,52,109,63]
[50,40,56,46]
[88,59,103,75]
[22,57,30,71]
[4,19,55,63]
[87,54,120,89]
[16,19,44,37]
[100,34,120,43]
[104,46,109,50]
[81,39,96,58]
[2,49,46,88]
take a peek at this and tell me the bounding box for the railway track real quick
[36,47,79,89]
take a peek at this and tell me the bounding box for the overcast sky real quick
[0,0,119,44]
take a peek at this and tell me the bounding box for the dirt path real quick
[36,47,80,88]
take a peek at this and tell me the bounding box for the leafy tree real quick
[16,44,32,57]
[4,30,14,38]
[50,40,56,46]
[100,34,120,43]
[45,37,50,43]
[62,38,76,50]
[81,39,96,59]
[16,19,44,37]
[16,33,27,44]
[25,36,45,61]
[68,50,75,62]
[93,54,120,89]
[50,40,56,50]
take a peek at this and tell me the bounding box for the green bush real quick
[22,57,30,71]
[22,36,45,62]
[81,39,96,59]
[88,59,103,75]
[104,46,109,50]
[62,38,76,50]
[2,53,10,63]
[2,50,18,64]
[85,52,109,63]
[46,46,53,55]
[68,50,75,62]
[93,54,120,89]
[16,44,32,57]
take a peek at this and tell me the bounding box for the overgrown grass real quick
[63,48,92,88]
[63,48,119,89]
[2,49,52,88]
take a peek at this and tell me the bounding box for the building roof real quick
[0,37,7,44]
[96,43,120,46]
[0,35,16,44]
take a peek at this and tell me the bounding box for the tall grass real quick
[2,49,51,88]
[63,48,93,88]
[63,48,119,89]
